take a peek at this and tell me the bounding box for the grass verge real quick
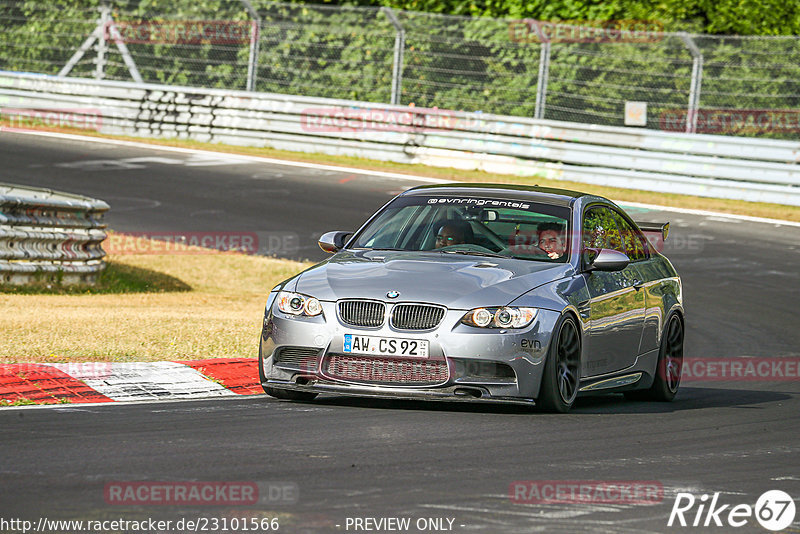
[4,121,800,223]
[0,241,311,363]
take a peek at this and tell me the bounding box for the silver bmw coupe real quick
[259,184,683,412]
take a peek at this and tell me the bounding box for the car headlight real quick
[276,291,324,317]
[461,307,537,329]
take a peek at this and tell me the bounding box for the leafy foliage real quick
[1,0,799,138]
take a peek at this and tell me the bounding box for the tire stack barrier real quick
[0,183,109,285]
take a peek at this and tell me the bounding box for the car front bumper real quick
[260,300,562,403]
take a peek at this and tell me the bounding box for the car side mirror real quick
[585,248,630,272]
[318,231,353,253]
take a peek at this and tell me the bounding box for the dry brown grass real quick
[0,247,311,363]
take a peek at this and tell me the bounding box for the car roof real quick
[402,183,594,208]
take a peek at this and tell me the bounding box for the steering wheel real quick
[507,243,552,258]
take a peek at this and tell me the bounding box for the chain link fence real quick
[2,0,800,138]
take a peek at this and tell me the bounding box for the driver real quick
[435,222,473,249]
[537,222,566,259]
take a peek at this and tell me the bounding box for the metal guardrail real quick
[0,182,109,285]
[1,71,799,206]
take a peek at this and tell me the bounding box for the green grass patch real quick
[0,397,38,406]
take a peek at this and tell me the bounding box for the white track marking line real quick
[11,130,447,183]
[12,130,799,225]
[620,201,800,227]
[50,361,235,401]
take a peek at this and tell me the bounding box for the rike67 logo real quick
[668,490,796,531]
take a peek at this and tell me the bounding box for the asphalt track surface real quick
[2,131,799,533]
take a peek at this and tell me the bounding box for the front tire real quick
[537,314,581,413]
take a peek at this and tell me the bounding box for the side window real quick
[613,211,649,262]
[583,206,623,252]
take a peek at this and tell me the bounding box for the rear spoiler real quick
[636,221,670,241]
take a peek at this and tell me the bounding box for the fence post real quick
[94,5,110,80]
[382,7,405,106]
[679,32,703,134]
[59,4,142,82]
[239,0,261,91]
[534,42,551,120]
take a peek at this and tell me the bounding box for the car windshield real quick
[349,195,571,262]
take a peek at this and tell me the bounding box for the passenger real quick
[435,222,473,249]
[537,222,567,259]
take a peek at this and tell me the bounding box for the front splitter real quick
[264,379,536,406]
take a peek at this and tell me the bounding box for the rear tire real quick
[537,315,581,413]
[625,313,683,402]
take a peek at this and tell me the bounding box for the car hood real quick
[294,250,573,309]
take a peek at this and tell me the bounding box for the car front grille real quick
[322,354,449,386]
[273,346,320,371]
[390,304,446,330]
[338,300,385,328]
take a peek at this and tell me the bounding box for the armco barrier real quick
[0,182,108,285]
[1,71,799,206]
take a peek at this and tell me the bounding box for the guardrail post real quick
[679,33,703,134]
[534,42,551,120]
[239,0,261,91]
[382,7,405,106]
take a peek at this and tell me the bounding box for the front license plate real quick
[343,334,429,358]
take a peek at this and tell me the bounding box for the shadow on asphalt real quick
[277,386,793,415]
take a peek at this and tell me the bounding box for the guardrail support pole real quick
[679,33,703,134]
[239,0,261,91]
[534,42,551,120]
[382,7,405,106]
